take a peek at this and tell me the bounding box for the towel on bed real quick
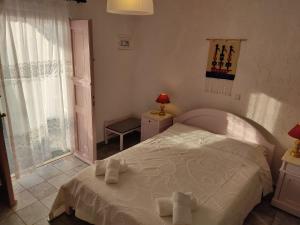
[156,192,198,217]
[105,159,121,184]
[95,160,106,176]
[172,192,193,225]
[95,159,128,176]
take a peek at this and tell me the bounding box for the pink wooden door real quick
[70,20,96,164]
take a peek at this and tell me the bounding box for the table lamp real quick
[288,123,300,158]
[156,93,170,116]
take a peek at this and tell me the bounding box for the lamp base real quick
[291,151,300,158]
[159,104,166,116]
[158,111,166,116]
[290,140,300,158]
[150,111,159,115]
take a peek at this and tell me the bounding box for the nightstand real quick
[272,149,300,217]
[141,111,173,141]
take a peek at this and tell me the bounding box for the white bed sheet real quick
[49,123,273,225]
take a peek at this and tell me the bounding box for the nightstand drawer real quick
[141,117,157,125]
[272,151,300,217]
[285,163,300,176]
[141,119,159,141]
[279,173,300,208]
[141,119,159,131]
[141,111,173,141]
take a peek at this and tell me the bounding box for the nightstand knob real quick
[148,120,151,123]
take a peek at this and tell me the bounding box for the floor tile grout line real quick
[50,160,86,173]
[15,207,32,225]
[15,201,49,225]
[39,198,52,211]
[13,190,39,213]
[26,182,58,202]
[2,155,90,225]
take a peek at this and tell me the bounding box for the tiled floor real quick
[0,155,89,225]
[1,135,299,225]
[244,196,300,225]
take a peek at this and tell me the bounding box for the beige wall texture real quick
[70,0,300,179]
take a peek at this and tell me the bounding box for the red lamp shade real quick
[156,93,170,104]
[288,124,300,139]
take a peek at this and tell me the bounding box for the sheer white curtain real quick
[0,0,75,176]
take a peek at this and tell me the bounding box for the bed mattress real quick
[49,123,273,225]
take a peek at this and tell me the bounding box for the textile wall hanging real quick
[205,39,244,96]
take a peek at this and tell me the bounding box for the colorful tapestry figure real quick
[205,39,241,96]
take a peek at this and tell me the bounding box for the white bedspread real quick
[49,123,273,225]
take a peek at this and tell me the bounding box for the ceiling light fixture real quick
[107,0,154,15]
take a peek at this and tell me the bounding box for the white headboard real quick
[174,108,274,166]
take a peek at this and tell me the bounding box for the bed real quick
[49,108,274,225]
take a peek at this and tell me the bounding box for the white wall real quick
[130,0,300,178]
[69,0,137,142]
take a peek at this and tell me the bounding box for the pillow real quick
[169,123,269,158]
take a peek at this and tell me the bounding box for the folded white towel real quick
[156,197,173,217]
[95,160,106,176]
[184,192,198,210]
[95,159,128,176]
[119,159,128,173]
[105,159,121,184]
[156,192,197,217]
[172,192,192,225]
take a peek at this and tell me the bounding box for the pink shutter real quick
[70,20,96,164]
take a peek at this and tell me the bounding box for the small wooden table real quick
[104,118,141,151]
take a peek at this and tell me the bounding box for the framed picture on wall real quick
[118,34,132,50]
